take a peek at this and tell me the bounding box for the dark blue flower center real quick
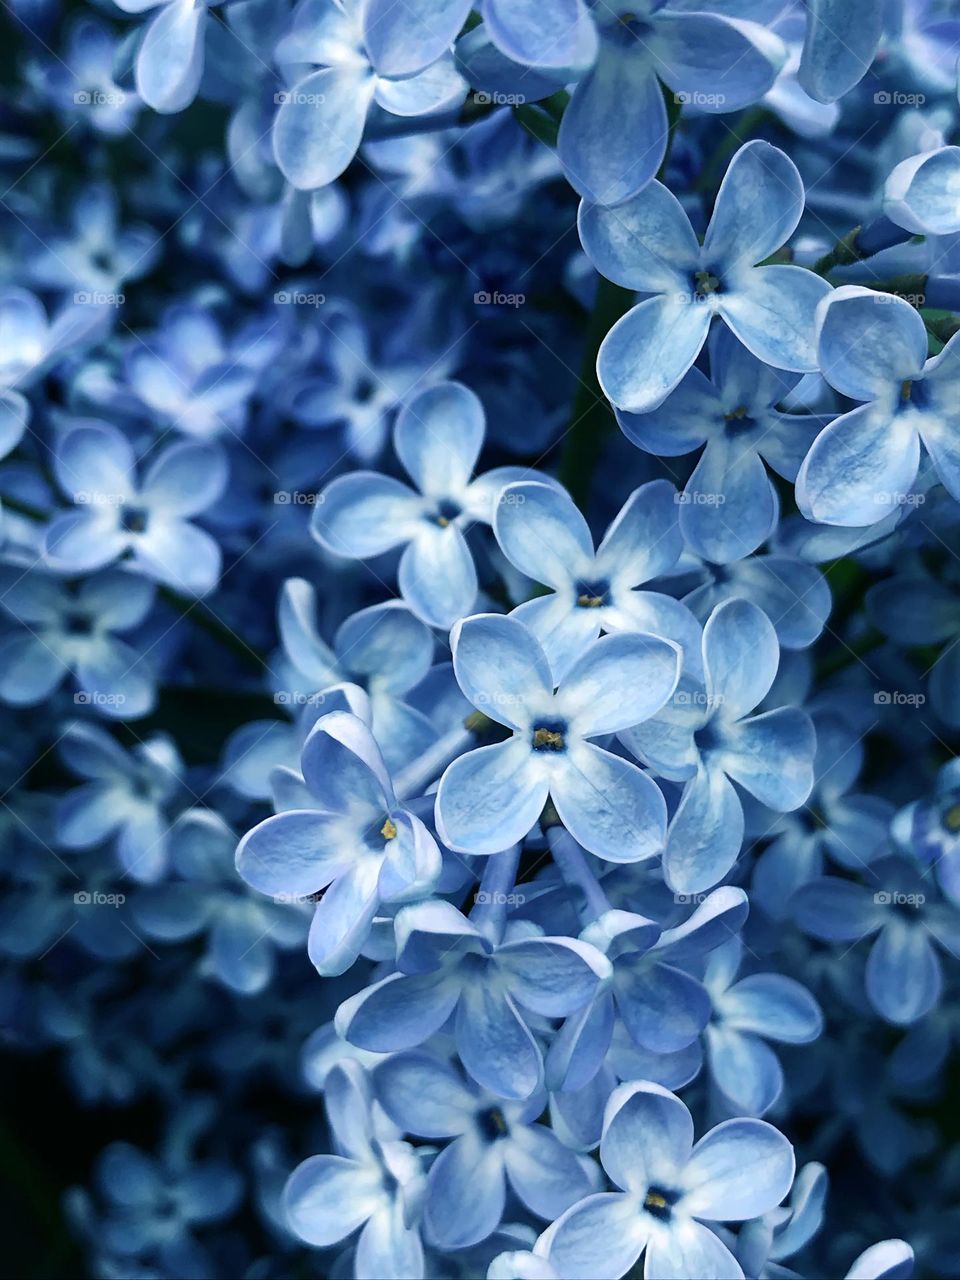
[355,377,378,404]
[575,577,610,608]
[643,1185,679,1222]
[532,719,567,752]
[429,498,462,528]
[723,405,758,437]
[120,506,149,534]
[478,1106,509,1141]
[605,11,655,45]
[63,610,94,637]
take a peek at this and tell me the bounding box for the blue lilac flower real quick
[752,711,895,918]
[313,381,551,628]
[557,2,785,206]
[121,304,258,439]
[616,326,831,563]
[271,0,466,191]
[794,857,960,1025]
[435,613,680,859]
[703,937,823,1118]
[579,140,831,413]
[797,287,960,526]
[131,809,308,993]
[895,757,960,904]
[55,720,183,882]
[884,145,960,237]
[283,305,456,461]
[283,1060,427,1274]
[337,890,611,1099]
[622,598,816,894]
[236,710,441,975]
[76,1137,242,1268]
[734,1160,828,1279]
[44,421,227,595]
[32,15,142,134]
[28,183,159,297]
[539,1080,795,1280]
[277,586,440,772]
[493,477,701,680]
[0,568,157,717]
[374,1051,597,1249]
[681,552,832,651]
[547,885,749,1092]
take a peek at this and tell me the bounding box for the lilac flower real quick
[0,568,156,717]
[895,757,960,904]
[579,141,831,413]
[44,421,227,595]
[547,887,748,1093]
[884,145,960,237]
[86,1139,242,1263]
[374,1052,597,1249]
[703,938,823,1118]
[313,381,547,628]
[29,183,159,296]
[622,599,816,894]
[493,478,701,680]
[272,0,466,191]
[558,2,785,205]
[0,287,105,449]
[121,304,258,439]
[34,15,141,134]
[752,711,894,919]
[540,1081,795,1280]
[337,895,611,1098]
[284,306,455,461]
[131,810,308,993]
[797,287,960,527]
[682,553,831,652]
[55,721,183,882]
[236,711,441,975]
[435,613,680,859]
[793,857,960,1026]
[284,1061,427,1276]
[616,327,831,563]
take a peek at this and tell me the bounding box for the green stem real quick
[157,588,268,671]
[512,91,569,148]
[695,106,773,192]
[813,227,866,276]
[1,492,47,521]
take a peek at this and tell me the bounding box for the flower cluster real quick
[4,1,960,1278]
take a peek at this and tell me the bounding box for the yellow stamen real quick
[944,803,960,832]
[381,818,398,840]
[533,727,565,750]
[577,593,604,608]
[901,379,913,402]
